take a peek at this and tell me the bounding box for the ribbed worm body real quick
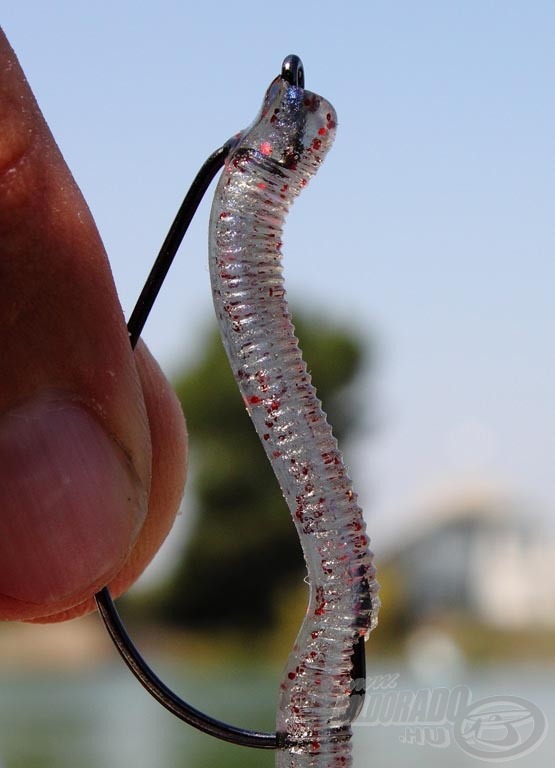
[209,74,379,767]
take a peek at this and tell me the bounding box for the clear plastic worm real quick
[209,73,379,766]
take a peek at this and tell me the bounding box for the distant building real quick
[383,493,555,629]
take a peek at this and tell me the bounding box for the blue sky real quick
[3,2,554,557]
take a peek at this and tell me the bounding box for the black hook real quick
[94,53,366,750]
[94,141,285,749]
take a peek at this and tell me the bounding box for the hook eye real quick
[281,54,305,88]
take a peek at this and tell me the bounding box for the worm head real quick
[228,56,337,175]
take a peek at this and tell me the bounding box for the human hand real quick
[0,29,187,622]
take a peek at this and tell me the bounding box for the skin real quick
[0,29,187,622]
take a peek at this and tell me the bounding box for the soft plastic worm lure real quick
[95,55,378,766]
[209,61,378,766]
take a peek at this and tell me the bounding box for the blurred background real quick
[1,2,554,766]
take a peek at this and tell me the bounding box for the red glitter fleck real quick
[263,434,270,440]
[312,741,321,752]
[288,671,296,680]
[219,212,230,220]
[300,178,307,187]
[318,126,327,136]
[273,450,282,459]
[257,182,266,190]
[312,138,322,150]
[260,141,272,156]
[248,395,262,405]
